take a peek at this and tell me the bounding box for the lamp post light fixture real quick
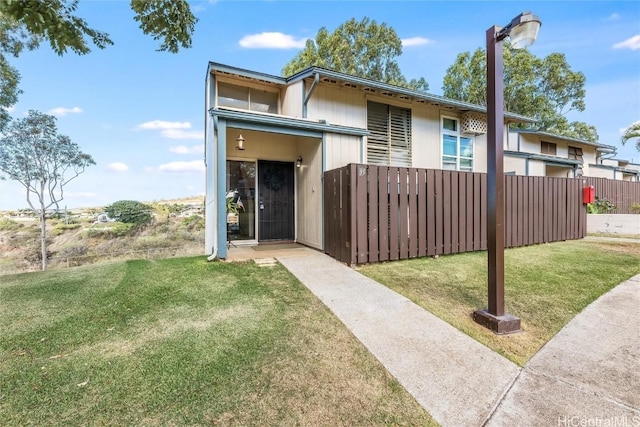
[472,12,541,334]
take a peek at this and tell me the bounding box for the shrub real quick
[587,198,617,214]
[181,215,204,232]
[85,222,135,238]
[631,203,640,214]
[0,218,23,231]
[104,200,153,227]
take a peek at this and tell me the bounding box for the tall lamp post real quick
[473,12,541,334]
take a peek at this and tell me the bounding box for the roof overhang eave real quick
[286,67,537,124]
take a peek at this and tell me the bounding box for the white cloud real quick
[607,13,620,21]
[106,162,129,172]
[613,35,640,50]
[136,120,191,130]
[170,145,203,154]
[239,32,307,49]
[2,106,15,113]
[48,106,83,117]
[135,120,202,140]
[158,160,205,173]
[402,37,432,47]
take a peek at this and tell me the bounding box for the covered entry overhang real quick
[205,108,368,259]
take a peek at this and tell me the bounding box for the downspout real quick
[302,72,320,118]
[525,157,530,176]
[207,114,219,261]
[517,133,521,152]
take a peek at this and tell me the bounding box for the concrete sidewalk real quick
[276,248,640,427]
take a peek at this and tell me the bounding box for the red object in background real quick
[583,186,595,204]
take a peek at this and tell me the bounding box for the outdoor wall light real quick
[296,156,303,168]
[236,134,245,150]
[472,11,541,335]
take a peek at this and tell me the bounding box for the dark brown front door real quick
[258,160,294,241]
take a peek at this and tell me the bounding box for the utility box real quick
[583,186,595,204]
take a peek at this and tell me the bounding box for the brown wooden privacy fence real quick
[582,177,640,214]
[324,164,586,265]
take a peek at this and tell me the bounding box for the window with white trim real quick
[442,116,474,172]
[367,101,412,166]
[217,81,278,113]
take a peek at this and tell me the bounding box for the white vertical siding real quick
[504,155,527,175]
[411,106,441,169]
[307,84,366,128]
[282,81,303,117]
[325,134,361,171]
[296,140,323,249]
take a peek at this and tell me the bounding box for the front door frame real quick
[257,159,296,242]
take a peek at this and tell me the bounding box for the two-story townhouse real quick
[204,62,536,259]
[504,130,617,178]
[589,158,640,182]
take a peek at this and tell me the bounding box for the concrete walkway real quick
[275,248,640,427]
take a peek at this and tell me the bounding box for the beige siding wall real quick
[411,106,441,169]
[226,128,299,161]
[580,146,598,176]
[296,140,323,249]
[475,132,488,173]
[546,165,572,178]
[281,81,303,117]
[325,134,361,171]
[588,166,615,179]
[518,134,541,153]
[504,155,527,175]
[529,160,546,176]
[307,83,366,128]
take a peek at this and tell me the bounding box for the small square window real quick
[541,141,557,155]
[443,118,457,132]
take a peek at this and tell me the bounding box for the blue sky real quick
[1,0,639,210]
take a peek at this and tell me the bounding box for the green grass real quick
[0,257,435,426]
[359,240,640,366]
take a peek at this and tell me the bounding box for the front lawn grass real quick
[0,257,435,426]
[359,240,640,366]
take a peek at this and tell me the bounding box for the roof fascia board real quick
[512,129,615,149]
[210,108,369,137]
[287,66,536,123]
[208,62,286,85]
[590,163,640,174]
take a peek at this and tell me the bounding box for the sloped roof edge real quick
[512,129,616,150]
[207,61,537,124]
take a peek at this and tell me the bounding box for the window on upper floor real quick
[568,146,583,162]
[217,81,278,114]
[441,116,474,172]
[367,101,412,167]
[541,141,557,155]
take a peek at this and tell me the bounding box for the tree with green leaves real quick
[442,45,598,142]
[621,121,640,152]
[282,17,429,92]
[0,0,198,130]
[105,200,153,227]
[0,110,95,270]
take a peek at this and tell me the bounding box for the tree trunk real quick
[40,206,48,271]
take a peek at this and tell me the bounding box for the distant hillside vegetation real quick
[0,197,205,275]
